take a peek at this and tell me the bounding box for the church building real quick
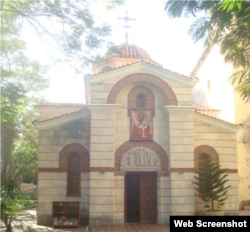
[33,44,241,227]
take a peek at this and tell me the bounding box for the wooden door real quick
[126,173,140,223]
[140,173,157,223]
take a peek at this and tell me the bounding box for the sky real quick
[23,0,205,104]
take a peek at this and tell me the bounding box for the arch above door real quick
[115,141,169,176]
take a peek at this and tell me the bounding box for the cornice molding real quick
[89,62,198,87]
[162,105,197,114]
[86,104,121,111]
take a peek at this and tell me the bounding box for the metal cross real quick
[118,11,136,45]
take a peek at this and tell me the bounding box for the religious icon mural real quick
[130,110,153,140]
[120,147,161,171]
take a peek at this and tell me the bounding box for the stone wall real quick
[91,72,192,106]
[193,119,239,215]
[166,107,196,215]
[37,118,90,226]
[88,107,118,227]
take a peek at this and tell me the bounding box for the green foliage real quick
[193,159,231,212]
[1,0,123,192]
[1,81,43,190]
[1,187,37,231]
[1,0,123,72]
[165,0,250,102]
[218,0,243,12]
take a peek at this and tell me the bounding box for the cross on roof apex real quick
[118,11,136,45]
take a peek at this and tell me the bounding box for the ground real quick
[0,208,170,232]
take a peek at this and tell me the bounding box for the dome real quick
[104,44,162,67]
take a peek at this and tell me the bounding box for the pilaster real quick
[163,106,196,215]
[87,104,121,227]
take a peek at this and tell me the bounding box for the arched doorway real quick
[115,141,169,224]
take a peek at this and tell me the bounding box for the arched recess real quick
[128,85,154,108]
[101,66,112,73]
[59,143,89,172]
[127,85,155,116]
[194,145,219,171]
[107,73,178,105]
[115,141,169,175]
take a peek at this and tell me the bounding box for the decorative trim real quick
[107,73,178,105]
[38,168,89,173]
[115,141,169,175]
[171,168,194,173]
[120,147,161,171]
[193,168,238,173]
[39,167,237,174]
[90,167,115,172]
[224,169,238,173]
[162,105,197,113]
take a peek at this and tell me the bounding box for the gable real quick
[86,62,198,106]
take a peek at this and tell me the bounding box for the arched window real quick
[67,152,81,196]
[198,153,210,196]
[127,86,155,116]
[136,94,146,108]
[199,153,209,170]
[101,66,112,73]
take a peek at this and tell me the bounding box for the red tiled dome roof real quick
[104,44,162,67]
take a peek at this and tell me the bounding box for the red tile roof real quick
[104,44,162,67]
[195,105,221,111]
[34,109,87,123]
[195,111,241,126]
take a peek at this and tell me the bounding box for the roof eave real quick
[193,112,241,133]
[90,61,198,87]
[33,110,89,130]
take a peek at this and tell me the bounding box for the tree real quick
[1,0,123,191]
[165,0,250,102]
[193,159,231,212]
[0,81,45,190]
[1,0,123,72]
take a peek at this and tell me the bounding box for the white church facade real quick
[33,44,241,227]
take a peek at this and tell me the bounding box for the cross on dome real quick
[118,11,136,45]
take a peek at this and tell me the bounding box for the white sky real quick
[24,0,205,103]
